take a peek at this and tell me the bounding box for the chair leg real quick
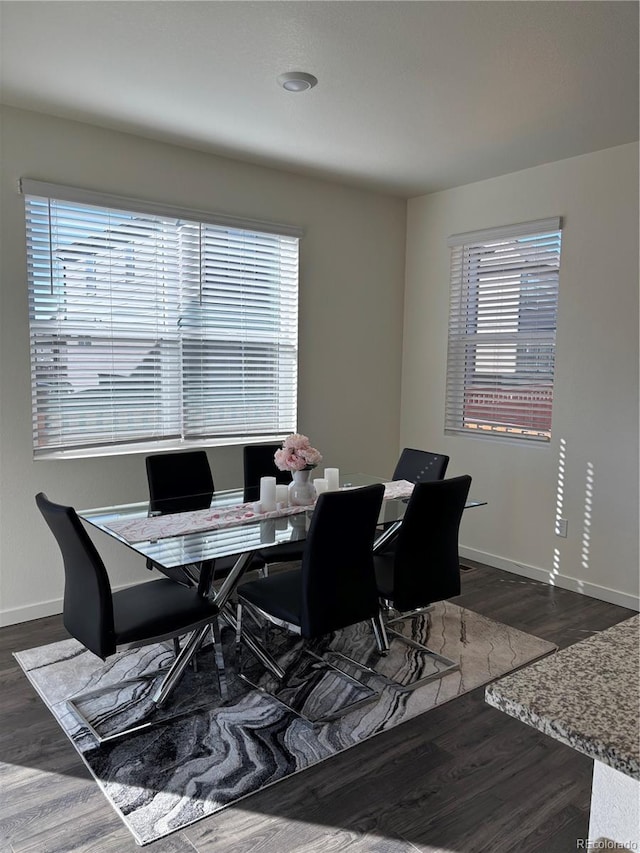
[327,609,459,692]
[386,618,459,669]
[371,611,390,654]
[386,603,434,624]
[65,617,228,745]
[231,606,380,725]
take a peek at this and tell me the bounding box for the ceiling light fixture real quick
[278,72,318,93]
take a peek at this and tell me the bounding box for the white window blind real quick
[445,217,562,442]
[22,180,300,456]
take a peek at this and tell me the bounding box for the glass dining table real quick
[78,473,485,703]
[79,474,418,597]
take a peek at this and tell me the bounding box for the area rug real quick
[14,601,556,846]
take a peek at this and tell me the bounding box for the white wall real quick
[0,106,406,625]
[402,143,639,609]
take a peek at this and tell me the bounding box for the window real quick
[22,180,301,457]
[445,217,562,442]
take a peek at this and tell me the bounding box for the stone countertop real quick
[485,615,640,779]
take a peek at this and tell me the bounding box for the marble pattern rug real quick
[14,601,556,846]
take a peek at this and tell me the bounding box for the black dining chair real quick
[392,447,450,483]
[235,484,388,719]
[146,449,215,515]
[376,447,451,556]
[35,492,225,742]
[242,443,305,566]
[366,475,472,689]
[242,443,293,503]
[375,475,471,613]
[145,450,265,594]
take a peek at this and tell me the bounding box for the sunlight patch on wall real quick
[580,462,594,588]
[550,437,567,584]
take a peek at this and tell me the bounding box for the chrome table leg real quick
[152,623,211,706]
[221,605,286,681]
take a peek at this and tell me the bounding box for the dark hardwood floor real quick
[1,563,636,853]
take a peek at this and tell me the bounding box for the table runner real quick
[103,479,415,544]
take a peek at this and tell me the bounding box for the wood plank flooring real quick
[1,563,636,853]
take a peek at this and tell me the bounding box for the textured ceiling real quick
[1,1,638,197]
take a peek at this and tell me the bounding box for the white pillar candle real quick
[325,468,340,491]
[259,476,277,512]
[314,477,328,495]
[275,484,289,507]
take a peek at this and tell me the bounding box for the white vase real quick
[288,469,317,506]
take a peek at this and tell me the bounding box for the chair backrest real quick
[243,443,292,503]
[391,475,472,612]
[146,450,214,515]
[35,492,116,659]
[300,483,384,638]
[392,447,449,483]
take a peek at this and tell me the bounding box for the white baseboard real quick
[0,578,148,628]
[0,598,62,627]
[460,546,640,612]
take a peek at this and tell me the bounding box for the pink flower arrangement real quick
[274,433,323,472]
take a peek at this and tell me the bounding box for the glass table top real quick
[79,474,403,569]
[79,473,486,570]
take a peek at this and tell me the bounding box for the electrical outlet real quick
[555,518,568,538]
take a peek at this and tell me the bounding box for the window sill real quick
[444,429,551,449]
[34,434,290,461]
